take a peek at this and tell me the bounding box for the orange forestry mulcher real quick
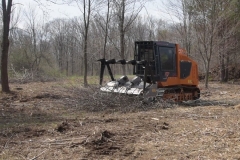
[98,41,200,102]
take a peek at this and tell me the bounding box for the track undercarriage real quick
[155,87,200,102]
[100,75,200,102]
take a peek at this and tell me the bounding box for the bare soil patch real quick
[1,80,240,159]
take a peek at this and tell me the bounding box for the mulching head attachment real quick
[97,58,157,100]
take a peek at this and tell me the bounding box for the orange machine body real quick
[99,41,200,101]
[158,44,199,88]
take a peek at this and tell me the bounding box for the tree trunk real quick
[81,57,84,76]
[120,0,126,75]
[204,60,210,88]
[66,60,69,76]
[219,26,225,82]
[1,0,12,93]
[224,52,229,82]
[120,32,126,75]
[83,0,91,87]
[91,62,94,76]
[103,0,110,58]
[71,53,74,75]
[220,51,225,82]
[83,32,88,86]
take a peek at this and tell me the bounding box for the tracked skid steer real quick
[98,41,200,102]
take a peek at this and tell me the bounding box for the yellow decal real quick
[188,80,193,84]
[152,89,157,92]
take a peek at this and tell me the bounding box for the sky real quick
[14,0,179,24]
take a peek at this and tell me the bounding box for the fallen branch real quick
[4,134,14,149]
[29,149,47,160]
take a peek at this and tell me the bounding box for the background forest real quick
[1,0,240,87]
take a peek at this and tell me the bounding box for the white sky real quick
[14,0,178,24]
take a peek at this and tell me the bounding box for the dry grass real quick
[0,79,240,159]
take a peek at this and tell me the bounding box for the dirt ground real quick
[1,79,240,160]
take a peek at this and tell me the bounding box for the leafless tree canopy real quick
[1,0,240,87]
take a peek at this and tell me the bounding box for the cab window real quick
[160,47,174,71]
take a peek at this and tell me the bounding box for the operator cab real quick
[134,41,177,82]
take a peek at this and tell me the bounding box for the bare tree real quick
[82,0,91,86]
[113,0,146,75]
[216,0,238,82]
[164,0,194,56]
[1,0,12,92]
[47,19,72,74]
[24,5,39,72]
[192,0,220,88]
[71,0,103,86]
[94,0,111,59]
